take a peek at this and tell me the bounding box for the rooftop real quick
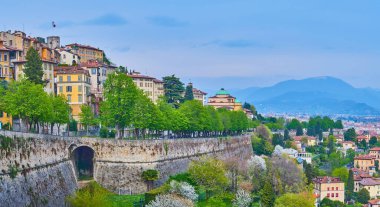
[216,88,230,95]
[354,154,375,160]
[55,66,90,76]
[313,176,343,184]
[359,178,380,186]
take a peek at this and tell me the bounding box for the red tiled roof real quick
[313,176,343,184]
[193,88,207,95]
[368,199,380,205]
[293,136,316,141]
[55,66,90,76]
[370,147,380,151]
[354,155,376,160]
[80,60,104,68]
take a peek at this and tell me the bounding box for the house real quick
[342,141,356,151]
[293,136,317,147]
[357,178,380,198]
[55,66,91,125]
[367,199,380,207]
[370,147,380,160]
[0,40,13,127]
[207,88,242,111]
[66,43,103,63]
[126,71,164,104]
[313,176,345,205]
[357,135,370,143]
[192,86,207,106]
[354,155,376,171]
[57,49,80,66]
[352,168,372,192]
[298,152,312,164]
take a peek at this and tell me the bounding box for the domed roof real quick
[216,88,230,95]
[235,99,241,103]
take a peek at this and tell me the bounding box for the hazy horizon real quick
[3,0,380,89]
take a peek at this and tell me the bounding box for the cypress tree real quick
[24,47,44,85]
[346,170,354,201]
[261,178,275,207]
[184,83,194,101]
[284,129,290,141]
[296,125,303,136]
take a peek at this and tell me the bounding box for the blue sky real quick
[2,0,380,90]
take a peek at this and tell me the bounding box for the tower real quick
[47,36,60,49]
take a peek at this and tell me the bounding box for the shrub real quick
[144,184,170,205]
[233,189,252,207]
[108,130,116,138]
[8,164,18,179]
[168,172,197,187]
[169,180,198,201]
[66,181,112,207]
[100,127,108,138]
[145,194,193,207]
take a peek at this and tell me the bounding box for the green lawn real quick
[107,194,144,207]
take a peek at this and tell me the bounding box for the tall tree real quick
[141,169,159,191]
[296,125,304,136]
[100,73,139,138]
[162,75,185,107]
[284,129,290,141]
[79,105,96,135]
[49,94,70,135]
[346,170,354,201]
[344,128,357,142]
[184,83,194,101]
[261,178,275,207]
[24,47,44,85]
[357,188,370,204]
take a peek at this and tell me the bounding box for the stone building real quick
[57,49,80,66]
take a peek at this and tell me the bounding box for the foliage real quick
[24,47,44,85]
[69,119,78,132]
[347,170,354,200]
[79,104,97,133]
[357,188,370,204]
[320,198,345,207]
[169,180,198,201]
[184,84,194,101]
[261,179,275,207]
[344,128,357,142]
[66,181,112,207]
[168,172,198,187]
[369,136,378,147]
[8,164,18,179]
[232,189,252,207]
[251,136,273,156]
[144,184,171,205]
[256,125,272,141]
[142,169,160,191]
[332,167,349,183]
[188,157,229,196]
[146,194,193,207]
[162,75,185,108]
[274,192,315,207]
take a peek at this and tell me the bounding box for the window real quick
[327,193,330,197]
[59,86,63,93]
[327,187,329,191]
[4,54,7,61]
[78,95,83,102]
[63,54,66,59]
[0,52,2,61]
[78,75,82,81]
[59,76,63,82]
[67,95,71,102]
[331,187,334,191]
[140,82,143,87]
[78,85,82,92]
[91,69,96,74]
[67,76,71,82]
[332,193,334,197]
[336,193,338,197]
[66,86,72,92]
[336,187,338,191]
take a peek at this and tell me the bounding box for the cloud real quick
[146,16,188,27]
[83,14,128,26]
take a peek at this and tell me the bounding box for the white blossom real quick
[247,155,266,171]
[169,180,198,201]
[233,189,252,207]
[146,194,193,207]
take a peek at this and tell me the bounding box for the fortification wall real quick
[0,131,253,206]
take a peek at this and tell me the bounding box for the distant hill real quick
[233,76,380,115]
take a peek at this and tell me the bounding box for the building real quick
[353,168,372,192]
[357,135,370,143]
[367,199,380,207]
[55,66,91,124]
[192,86,207,106]
[298,152,312,164]
[208,88,242,111]
[46,36,60,50]
[57,49,80,66]
[293,136,317,147]
[66,43,103,63]
[313,176,345,205]
[127,71,164,104]
[357,178,380,198]
[370,147,380,160]
[354,155,376,171]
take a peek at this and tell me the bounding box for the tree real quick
[369,136,378,147]
[296,125,303,136]
[261,178,275,207]
[256,125,272,141]
[188,157,228,197]
[332,167,348,183]
[79,105,96,135]
[184,83,194,101]
[304,162,314,185]
[100,73,139,139]
[360,139,368,150]
[344,128,357,142]
[275,192,314,207]
[287,119,302,130]
[334,120,344,129]
[272,134,284,147]
[357,188,370,204]
[346,170,354,201]
[24,47,44,85]
[142,169,159,191]
[50,94,70,135]
[320,198,345,207]
[284,129,290,141]
[162,75,185,107]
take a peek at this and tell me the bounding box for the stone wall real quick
[0,131,253,206]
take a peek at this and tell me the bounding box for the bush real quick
[66,181,112,207]
[144,184,170,205]
[169,180,198,201]
[100,127,108,138]
[168,172,197,187]
[108,130,116,138]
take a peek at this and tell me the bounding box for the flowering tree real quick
[233,189,252,207]
[170,180,198,201]
[146,194,193,207]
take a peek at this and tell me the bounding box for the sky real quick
[2,0,380,90]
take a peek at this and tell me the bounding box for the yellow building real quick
[293,136,317,147]
[355,155,376,171]
[66,43,103,63]
[357,178,380,198]
[313,176,345,204]
[208,88,242,111]
[55,66,91,124]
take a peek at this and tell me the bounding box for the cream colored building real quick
[313,176,345,205]
[355,155,376,171]
[357,178,380,199]
[66,43,103,63]
[193,87,207,106]
[57,49,80,66]
[293,136,317,147]
[208,88,242,111]
[127,71,164,103]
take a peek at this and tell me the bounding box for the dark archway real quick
[71,146,95,180]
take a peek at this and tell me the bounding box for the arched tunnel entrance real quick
[71,146,95,181]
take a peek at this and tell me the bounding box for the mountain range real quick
[229,76,380,115]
